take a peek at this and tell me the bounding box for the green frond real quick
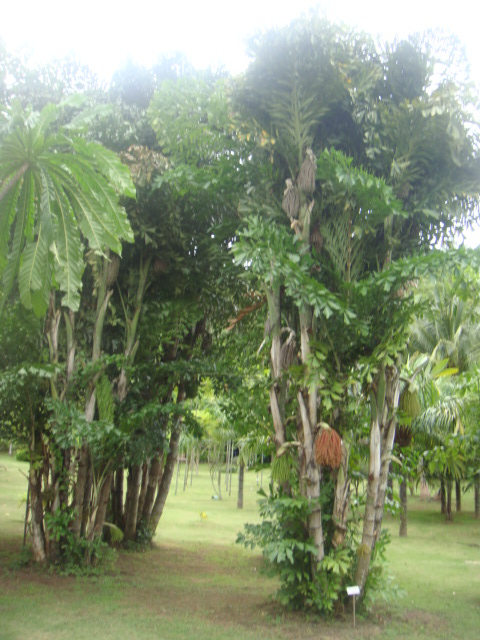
[18,224,52,315]
[1,170,35,307]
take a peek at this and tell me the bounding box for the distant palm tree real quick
[409,275,480,513]
[410,278,480,372]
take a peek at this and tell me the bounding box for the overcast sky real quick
[2,0,480,245]
[2,1,479,82]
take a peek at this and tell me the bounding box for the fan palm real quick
[0,102,134,315]
[410,277,480,372]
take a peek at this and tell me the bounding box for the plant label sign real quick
[346,586,360,596]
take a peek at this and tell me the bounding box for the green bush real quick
[44,506,116,575]
[237,485,356,615]
[15,448,30,462]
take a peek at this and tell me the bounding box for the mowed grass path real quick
[1,454,479,639]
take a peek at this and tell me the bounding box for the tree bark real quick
[355,363,399,594]
[93,471,113,539]
[29,467,46,563]
[72,444,90,537]
[374,365,400,544]
[332,442,350,549]
[455,480,461,512]
[123,464,143,542]
[298,391,324,563]
[355,393,381,592]
[266,287,286,453]
[112,468,124,527]
[446,479,453,521]
[475,475,480,519]
[137,463,149,524]
[141,455,163,523]
[440,480,446,515]
[148,423,182,537]
[399,476,407,537]
[237,458,245,509]
[148,385,187,537]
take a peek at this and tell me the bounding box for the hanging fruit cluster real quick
[314,427,342,468]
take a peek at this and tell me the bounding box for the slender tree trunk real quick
[72,444,90,537]
[355,393,381,592]
[374,365,399,544]
[112,468,124,527]
[29,467,46,563]
[399,476,407,537]
[141,455,163,523]
[474,475,480,519]
[148,385,187,537]
[440,480,446,515]
[298,391,324,563]
[266,286,286,453]
[137,463,149,524]
[123,465,143,542]
[237,459,245,509]
[93,471,113,539]
[356,364,398,594]
[332,443,350,548]
[148,424,182,537]
[446,479,453,522]
[455,480,461,512]
[80,454,94,538]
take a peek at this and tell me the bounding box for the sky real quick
[2,1,479,82]
[2,0,480,245]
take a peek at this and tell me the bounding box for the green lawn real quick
[1,453,479,639]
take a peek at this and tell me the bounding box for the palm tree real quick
[0,101,134,562]
[409,273,480,512]
[410,277,480,373]
[413,361,470,521]
[0,102,134,316]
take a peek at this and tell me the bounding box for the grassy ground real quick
[1,453,479,639]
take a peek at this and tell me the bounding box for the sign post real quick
[346,585,361,628]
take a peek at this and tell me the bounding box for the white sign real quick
[346,586,360,596]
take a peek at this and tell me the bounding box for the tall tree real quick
[234,15,480,608]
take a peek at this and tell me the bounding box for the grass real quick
[1,453,479,639]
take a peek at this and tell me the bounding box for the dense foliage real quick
[1,14,479,613]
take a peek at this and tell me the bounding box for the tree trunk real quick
[237,459,245,509]
[440,480,446,515]
[29,466,46,563]
[475,475,480,519]
[446,479,453,521]
[399,476,407,537]
[298,391,324,563]
[355,394,381,593]
[141,455,164,523]
[80,454,93,538]
[355,363,399,594]
[93,471,113,539]
[137,463,149,524]
[148,423,182,537]
[332,443,350,549]
[112,468,124,527]
[266,286,286,453]
[455,480,461,512]
[72,444,90,537]
[123,464,143,542]
[374,365,400,544]
[147,384,187,538]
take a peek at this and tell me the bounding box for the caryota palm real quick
[0,102,134,315]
